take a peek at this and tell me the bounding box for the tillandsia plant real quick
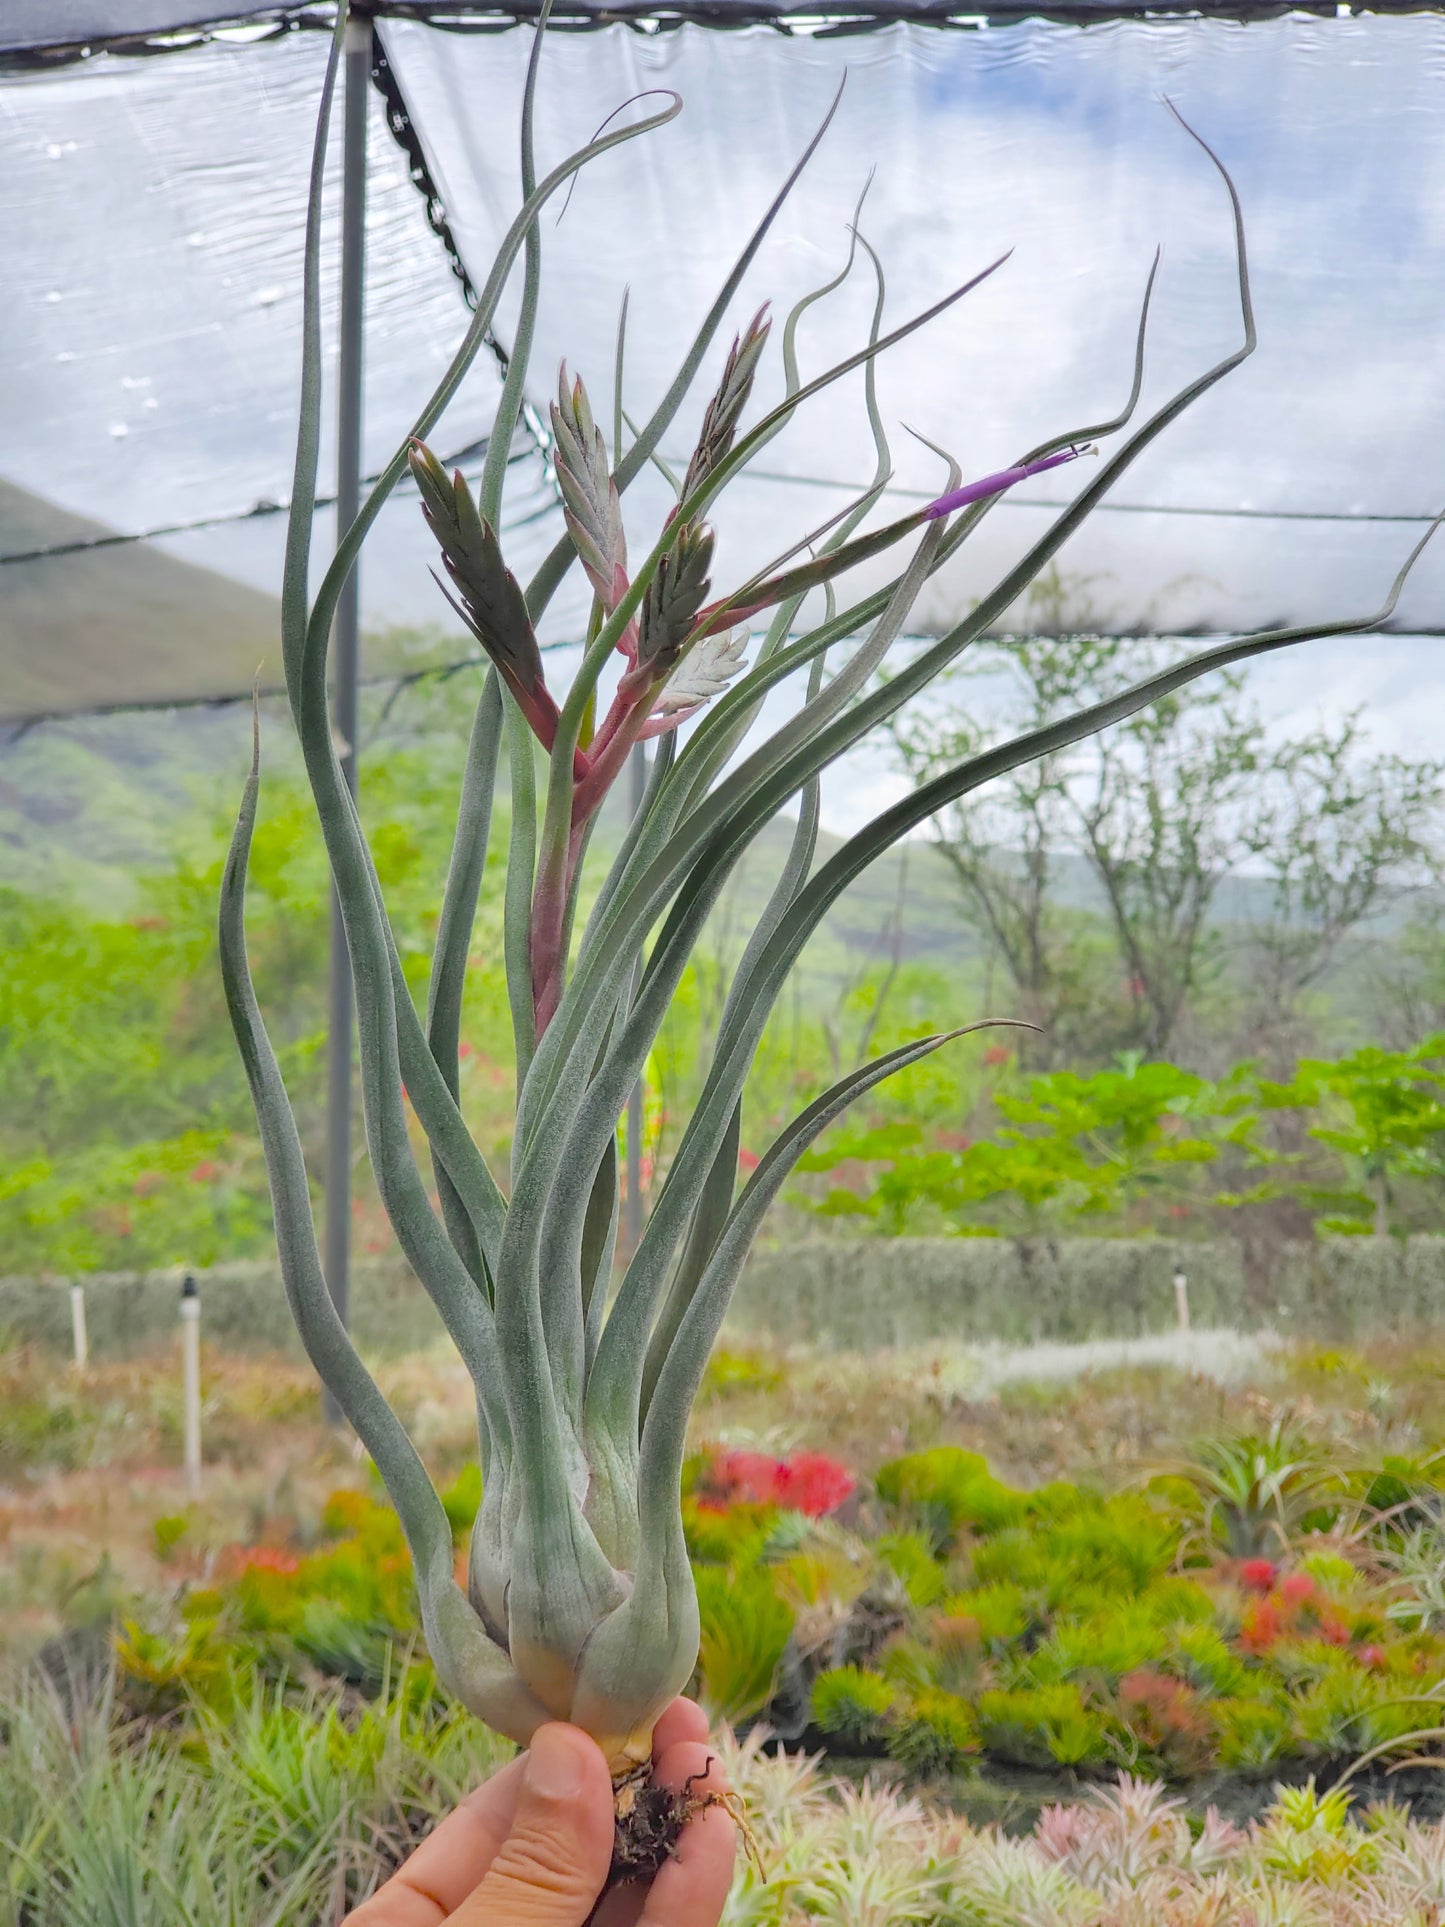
[219,0,1440,1868]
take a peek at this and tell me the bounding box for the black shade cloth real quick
[1,0,1439,65]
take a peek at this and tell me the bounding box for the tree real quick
[1374,899,1445,1050]
[1236,714,1444,1060]
[792,1053,1225,1237]
[885,582,1125,1069]
[1071,655,1264,1059]
[1249,1039,1445,1238]
[889,574,1264,1064]
[890,576,1444,1068]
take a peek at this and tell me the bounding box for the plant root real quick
[582,1757,760,1923]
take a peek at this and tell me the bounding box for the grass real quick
[0,1662,510,1926]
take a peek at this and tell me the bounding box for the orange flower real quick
[235,1545,300,1576]
[1240,1597,1283,1653]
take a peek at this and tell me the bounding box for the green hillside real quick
[0,480,284,722]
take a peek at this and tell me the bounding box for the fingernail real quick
[523,1724,587,1802]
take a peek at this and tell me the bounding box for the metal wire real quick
[0,444,545,570]
[8,461,1440,574]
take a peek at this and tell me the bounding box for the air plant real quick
[219,0,1439,1877]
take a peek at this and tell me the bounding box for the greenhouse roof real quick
[2,1,1443,719]
[4,0,1437,60]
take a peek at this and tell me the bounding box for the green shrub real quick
[967,1524,1060,1599]
[939,1582,1031,1646]
[1030,1605,1172,1686]
[970,1492,1178,1608]
[681,1495,778,1566]
[151,1514,189,1562]
[886,1687,980,1777]
[1300,1547,1360,1596]
[1173,1622,1249,1697]
[1138,1576,1217,1628]
[113,1617,236,1715]
[288,1598,395,1693]
[693,1567,794,1727]
[1211,1689,1295,1768]
[1037,1496,1180,1594]
[977,1683,1116,1769]
[875,1530,950,1609]
[700,1349,785,1397]
[877,1634,940,1697]
[874,1447,1027,1547]
[811,1665,899,1748]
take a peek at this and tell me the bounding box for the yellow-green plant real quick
[219,0,1440,1780]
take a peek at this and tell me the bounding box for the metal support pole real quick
[323,15,371,1422]
[625,742,647,1256]
[180,1274,202,1500]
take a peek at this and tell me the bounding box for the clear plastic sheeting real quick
[389,13,1445,646]
[0,25,557,720]
[2,12,1444,723]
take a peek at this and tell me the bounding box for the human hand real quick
[344,1696,735,1927]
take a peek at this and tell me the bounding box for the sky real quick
[2,13,1443,833]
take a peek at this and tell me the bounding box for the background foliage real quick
[4,596,1445,1276]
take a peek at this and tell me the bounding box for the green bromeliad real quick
[219,3,1439,1779]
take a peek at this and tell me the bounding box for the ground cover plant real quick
[6,1330,1442,1651]
[15,1671,1445,1927]
[8,1332,1445,1816]
[94,1435,1445,1798]
[215,3,1445,1861]
[10,1335,1445,1918]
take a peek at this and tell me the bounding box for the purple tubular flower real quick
[921,443,1093,520]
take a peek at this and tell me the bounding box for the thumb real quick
[452,1723,615,1926]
